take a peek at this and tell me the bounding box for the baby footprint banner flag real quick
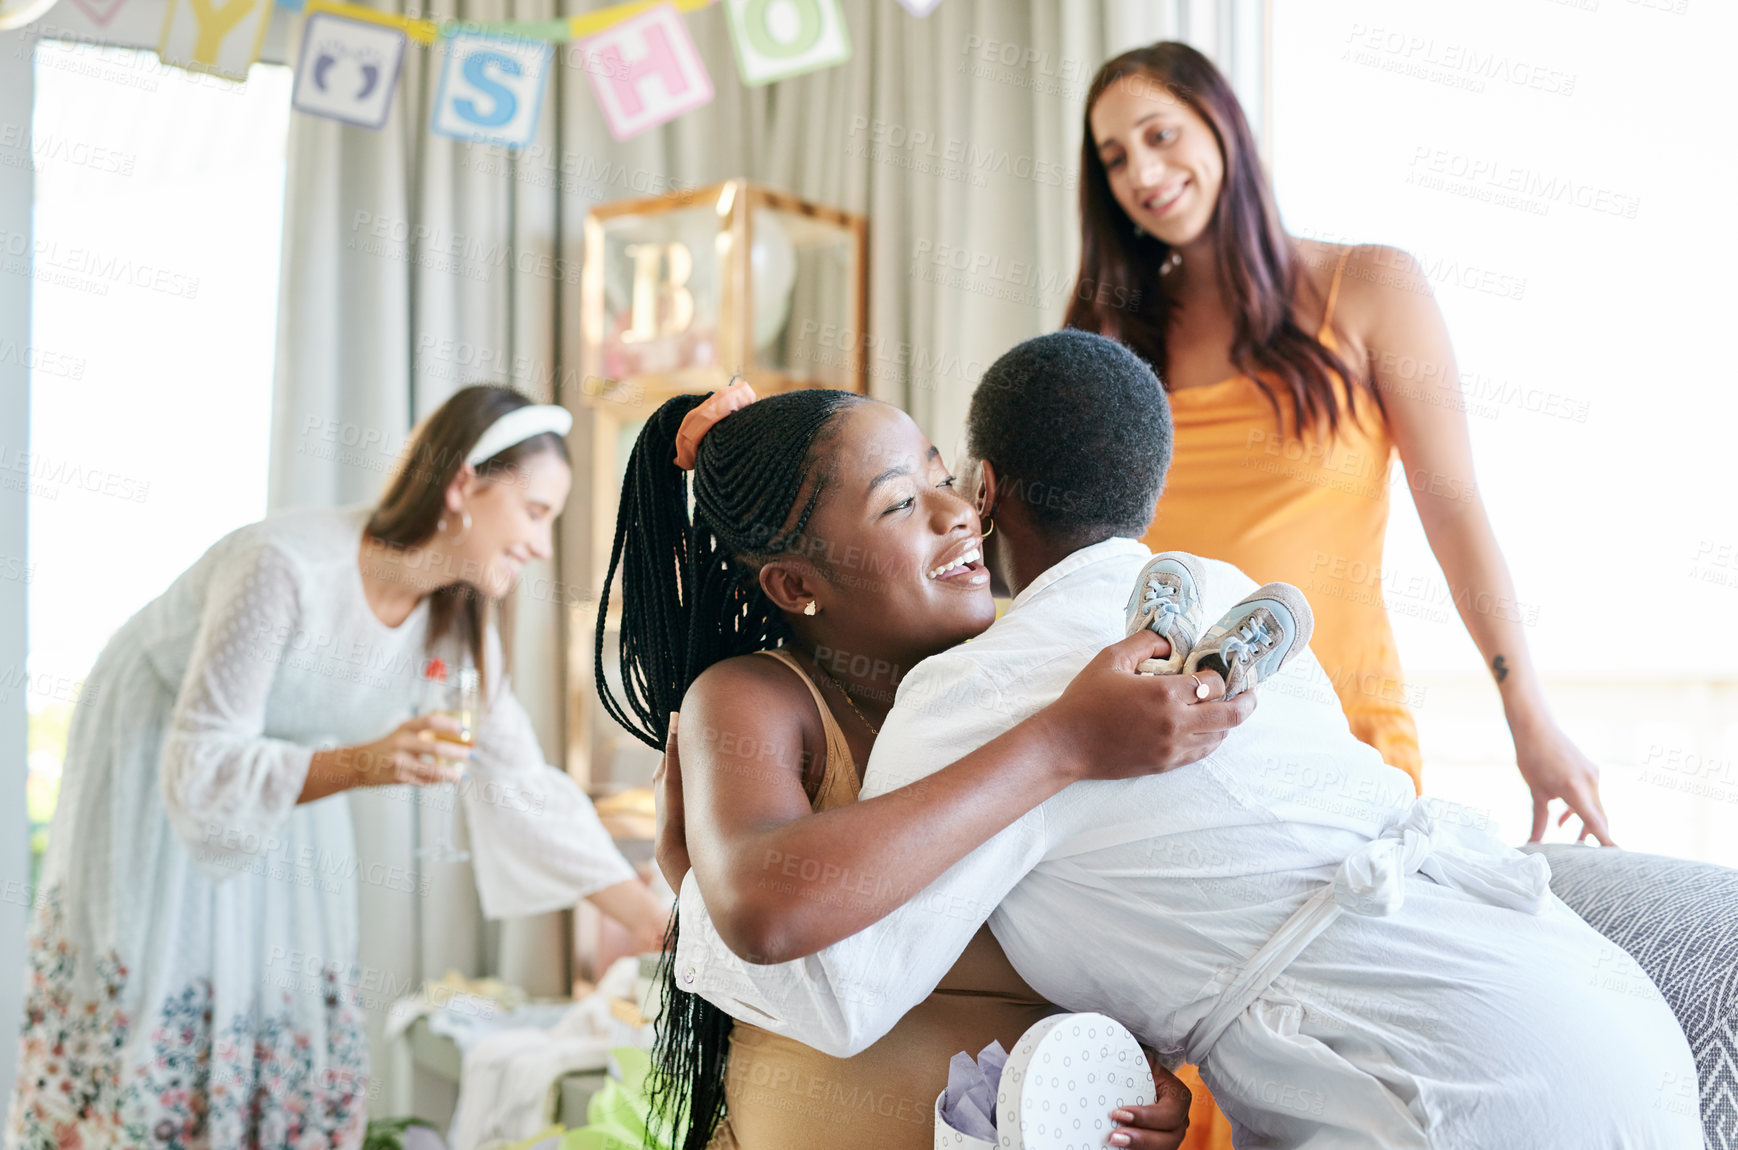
[725,0,851,87]
[292,12,407,129]
[159,0,274,79]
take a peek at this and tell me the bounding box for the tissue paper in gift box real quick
[933,1040,1008,1149]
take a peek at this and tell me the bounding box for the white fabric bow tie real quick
[1185,798,1553,1067]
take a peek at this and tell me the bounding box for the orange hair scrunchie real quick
[673,378,758,471]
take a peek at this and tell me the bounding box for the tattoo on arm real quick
[1492,654,1509,683]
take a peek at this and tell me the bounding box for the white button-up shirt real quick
[676,538,1700,1149]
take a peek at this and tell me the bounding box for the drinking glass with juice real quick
[417,657,479,862]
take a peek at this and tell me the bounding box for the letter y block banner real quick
[159,0,274,79]
[577,2,714,141]
[430,31,554,150]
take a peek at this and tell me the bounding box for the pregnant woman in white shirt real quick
[7,386,667,1150]
[643,336,1700,1149]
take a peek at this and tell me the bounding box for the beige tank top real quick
[707,649,1058,1150]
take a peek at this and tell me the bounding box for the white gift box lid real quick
[994,1013,1156,1149]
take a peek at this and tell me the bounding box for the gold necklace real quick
[809,653,881,737]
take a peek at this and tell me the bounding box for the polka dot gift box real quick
[934,1013,1157,1150]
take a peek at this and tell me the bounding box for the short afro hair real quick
[965,330,1171,541]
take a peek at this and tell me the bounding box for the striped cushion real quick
[1526,843,1738,1148]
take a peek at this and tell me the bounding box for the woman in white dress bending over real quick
[7,385,667,1150]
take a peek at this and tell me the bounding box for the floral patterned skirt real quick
[9,889,369,1150]
[7,626,371,1150]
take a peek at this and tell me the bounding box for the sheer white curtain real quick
[268,0,1266,1118]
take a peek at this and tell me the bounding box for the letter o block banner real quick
[158,0,274,80]
[578,1,714,141]
[292,13,407,129]
[725,0,851,87]
[430,31,553,150]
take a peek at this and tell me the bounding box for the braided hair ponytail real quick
[596,386,867,1149]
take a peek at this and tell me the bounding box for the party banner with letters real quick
[148,0,913,142]
[292,12,407,129]
[159,0,274,79]
[430,31,554,150]
[724,0,851,87]
[578,2,715,141]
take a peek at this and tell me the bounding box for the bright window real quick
[1272,2,1738,863]
[26,43,292,886]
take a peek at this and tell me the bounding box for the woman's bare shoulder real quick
[1296,238,1433,343]
[1296,236,1423,290]
[681,653,825,771]
[1294,236,1349,286]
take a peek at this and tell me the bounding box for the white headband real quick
[466,404,573,467]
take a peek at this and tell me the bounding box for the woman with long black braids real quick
[595,381,1240,1150]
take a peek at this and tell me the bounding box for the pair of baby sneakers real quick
[1123,552,1314,699]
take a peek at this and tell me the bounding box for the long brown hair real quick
[1064,42,1378,437]
[367,385,570,696]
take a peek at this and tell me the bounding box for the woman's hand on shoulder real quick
[1039,632,1256,784]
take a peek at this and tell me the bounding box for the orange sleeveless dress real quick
[1151,251,1424,1150]
[707,649,1060,1150]
[1145,250,1423,787]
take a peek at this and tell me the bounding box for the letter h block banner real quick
[430,30,553,150]
[578,1,714,141]
[725,0,851,86]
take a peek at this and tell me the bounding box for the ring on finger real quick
[1190,674,1210,700]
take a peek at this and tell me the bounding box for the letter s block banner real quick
[725,0,851,87]
[158,0,273,80]
[292,13,407,130]
[577,2,713,142]
[430,31,553,150]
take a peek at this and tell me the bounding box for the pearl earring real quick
[803,600,819,616]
